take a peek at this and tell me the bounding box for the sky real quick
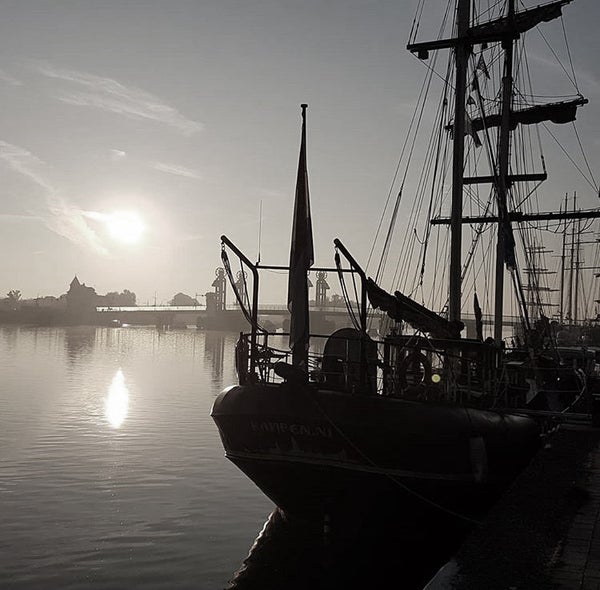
[1,0,599,305]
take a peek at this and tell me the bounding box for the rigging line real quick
[408,0,426,44]
[542,123,598,192]
[335,253,362,332]
[536,27,578,91]
[463,224,492,296]
[417,87,450,287]
[560,15,578,91]
[462,67,498,281]
[372,0,453,281]
[426,184,446,311]
[368,42,437,276]
[517,38,548,188]
[376,188,402,285]
[409,50,456,90]
[572,122,598,192]
[476,0,507,21]
[511,159,546,211]
[386,72,445,290]
[394,58,452,293]
[257,199,263,264]
[221,250,265,333]
[349,265,362,325]
[407,63,454,287]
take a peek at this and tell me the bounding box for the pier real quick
[425,421,600,589]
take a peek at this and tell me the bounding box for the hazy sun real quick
[106,211,144,244]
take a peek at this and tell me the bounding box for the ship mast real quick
[448,0,471,326]
[411,0,596,341]
[493,0,515,342]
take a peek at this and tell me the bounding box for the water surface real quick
[0,326,272,589]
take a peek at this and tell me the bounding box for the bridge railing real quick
[96,305,206,312]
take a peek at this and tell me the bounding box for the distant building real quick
[66,276,100,322]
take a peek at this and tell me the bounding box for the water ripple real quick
[0,326,272,590]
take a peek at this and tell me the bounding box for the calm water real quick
[0,326,272,590]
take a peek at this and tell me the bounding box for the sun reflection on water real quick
[105,369,129,428]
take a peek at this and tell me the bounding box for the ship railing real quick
[234,325,592,414]
[236,331,359,386]
[378,334,503,404]
[235,329,509,405]
[221,234,368,384]
[500,348,589,411]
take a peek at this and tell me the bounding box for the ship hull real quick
[211,382,541,530]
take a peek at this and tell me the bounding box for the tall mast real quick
[559,193,568,323]
[575,211,581,322]
[408,0,589,333]
[449,0,471,326]
[493,0,515,342]
[568,193,576,321]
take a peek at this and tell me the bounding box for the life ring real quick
[397,350,432,390]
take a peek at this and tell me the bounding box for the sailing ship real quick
[212,0,597,554]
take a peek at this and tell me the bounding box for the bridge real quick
[95,303,354,330]
[96,303,524,335]
[96,266,526,333]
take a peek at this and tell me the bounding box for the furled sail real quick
[469,0,573,43]
[408,0,573,58]
[366,279,464,339]
[470,97,587,133]
[288,104,314,370]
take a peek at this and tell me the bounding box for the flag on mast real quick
[288,104,314,370]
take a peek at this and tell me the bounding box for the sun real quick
[106,211,145,244]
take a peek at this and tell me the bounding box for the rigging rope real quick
[221,248,266,333]
[542,123,598,192]
[335,252,362,333]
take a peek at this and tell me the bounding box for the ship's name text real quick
[250,421,333,439]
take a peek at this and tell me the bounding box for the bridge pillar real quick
[315,271,330,309]
[212,267,226,312]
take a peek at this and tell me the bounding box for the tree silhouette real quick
[6,290,21,310]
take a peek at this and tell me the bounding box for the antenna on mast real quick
[257,199,263,264]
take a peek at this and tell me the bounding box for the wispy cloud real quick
[152,161,202,180]
[45,196,108,255]
[0,213,42,222]
[37,63,203,135]
[0,140,108,254]
[0,141,56,193]
[0,69,23,87]
[109,148,127,161]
